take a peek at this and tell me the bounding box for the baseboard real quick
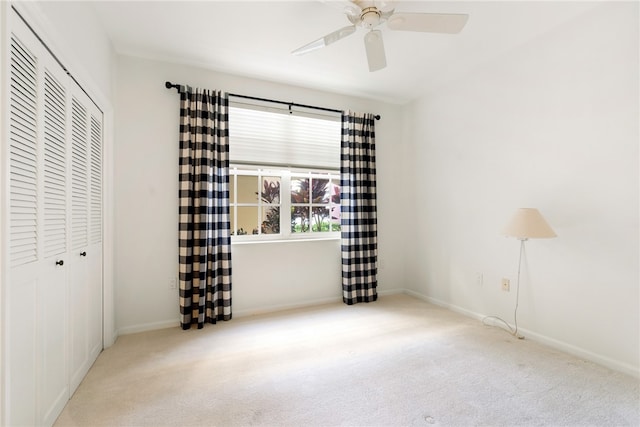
[403,289,640,379]
[378,288,406,297]
[116,296,345,336]
[117,319,179,336]
[233,296,343,318]
[116,289,404,335]
[118,289,404,335]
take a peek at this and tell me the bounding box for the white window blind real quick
[229,100,341,169]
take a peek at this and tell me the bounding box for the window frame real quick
[229,165,341,243]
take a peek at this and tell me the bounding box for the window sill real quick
[231,236,340,245]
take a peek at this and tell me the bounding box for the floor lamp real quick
[485,208,556,339]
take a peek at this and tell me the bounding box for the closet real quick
[4,8,103,426]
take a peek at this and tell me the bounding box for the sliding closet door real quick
[7,18,70,426]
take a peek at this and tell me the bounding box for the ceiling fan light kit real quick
[292,0,469,72]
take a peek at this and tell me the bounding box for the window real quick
[290,173,340,233]
[229,168,281,236]
[228,97,341,242]
[229,167,340,241]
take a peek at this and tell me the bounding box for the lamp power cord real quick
[483,239,526,339]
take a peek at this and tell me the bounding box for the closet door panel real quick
[38,262,68,426]
[68,93,91,394]
[88,112,103,360]
[70,97,89,251]
[68,88,103,393]
[38,64,71,426]
[7,26,40,427]
[68,252,89,394]
[88,246,103,361]
[9,32,38,269]
[6,273,38,426]
[43,69,67,259]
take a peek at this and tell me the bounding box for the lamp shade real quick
[502,208,557,239]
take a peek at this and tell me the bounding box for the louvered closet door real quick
[39,61,72,427]
[88,112,103,361]
[68,87,103,394]
[7,26,41,427]
[7,18,70,427]
[5,9,104,427]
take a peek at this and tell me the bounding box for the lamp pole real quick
[513,238,527,339]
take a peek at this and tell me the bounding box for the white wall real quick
[0,3,9,422]
[405,2,638,376]
[113,55,406,333]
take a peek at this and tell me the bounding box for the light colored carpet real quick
[54,294,639,426]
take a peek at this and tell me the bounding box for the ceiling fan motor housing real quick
[361,7,381,28]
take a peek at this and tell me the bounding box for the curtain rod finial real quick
[165,81,180,92]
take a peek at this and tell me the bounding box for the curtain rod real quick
[164,81,380,120]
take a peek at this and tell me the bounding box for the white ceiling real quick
[90,0,602,104]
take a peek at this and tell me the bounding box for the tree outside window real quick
[291,176,340,233]
[230,167,340,240]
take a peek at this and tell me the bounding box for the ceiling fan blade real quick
[364,30,386,72]
[291,25,357,56]
[387,13,469,34]
[317,0,362,17]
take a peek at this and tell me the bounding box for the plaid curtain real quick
[340,111,378,304]
[178,86,232,329]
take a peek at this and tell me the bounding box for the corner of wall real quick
[0,1,8,422]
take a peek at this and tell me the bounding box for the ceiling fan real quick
[291,0,469,72]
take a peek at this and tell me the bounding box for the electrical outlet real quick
[501,278,510,292]
[476,273,483,286]
[169,277,177,290]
